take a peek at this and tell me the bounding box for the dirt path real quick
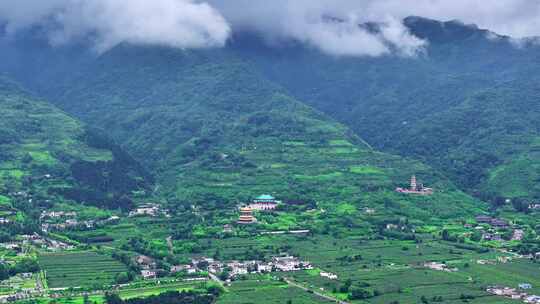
[166,236,174,255]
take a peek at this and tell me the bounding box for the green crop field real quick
[39,251,128,288]
[217,277,333,304]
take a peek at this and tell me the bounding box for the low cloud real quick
[211,0,540,56]
[0,0,231,52]
[1,0,540,56]
[211,0,426,57]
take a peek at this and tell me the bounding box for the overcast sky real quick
[1,0,539,56]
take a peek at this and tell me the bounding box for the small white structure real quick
[272,256,312,272]
[129,204,160,217]
[519,283,533,290]
[171,264,197,274]
[320,271,338,280]
[141,270,157,279]
[424,262,457,272]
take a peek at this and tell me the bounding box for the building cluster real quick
[528,203,540,211]
[170,264,197,275]
[236,195,281,224]
[476,256,512,265]
[40,210,120,233]
[170,255,312,281]
[471,215,521,242]
[487,285,539,303]
[0,212,15,225]
[21,234,74,251]
[395,175,433,195]
[247,195,279,211]
[129,204,170,218]
[0,272,44,303]
[0,289,43,303]
[475,216,510,229]
[0,233,74,253]
[423,262,458,272]
[134,255,161,279]
[40,211,77,219]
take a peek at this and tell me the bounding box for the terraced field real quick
[39,251,128,288]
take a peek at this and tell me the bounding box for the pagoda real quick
[237,207,257,224]
[410,175,417,191]
[395,175,433,195]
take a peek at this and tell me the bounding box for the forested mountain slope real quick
[0,76,152,210]
[404,78,540,200]
[226,17,540,199]
[0,41,484,219]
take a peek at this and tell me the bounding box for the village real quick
[134,253,313,282]
[40,210,121,233]
[0,177,538,303]
[0,233,74,253]
[487,285,540,304]
[470,214,525,242]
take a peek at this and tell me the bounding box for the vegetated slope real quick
[402,78,540,200]
[0,76,152,210]
[0,45,484,220]
[228,16,540,199]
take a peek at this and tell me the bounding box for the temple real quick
[249,194,278,211]
[396,175,433,195]
[237,207,257,224]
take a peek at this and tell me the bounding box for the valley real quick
[0,10,538,304]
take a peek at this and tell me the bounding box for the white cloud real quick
[0,0,231,52]
[210,0,540,56]
[2,0,540,56]
[210,0,425,57]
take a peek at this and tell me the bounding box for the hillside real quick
[0,43,485,220]
[402,78,540,200]
[225,17,540,200]
[0,76,152,211]
[3,19,540,202]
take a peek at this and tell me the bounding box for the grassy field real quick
[20,281,207,304]
[217,277,334,304]
[23,295,106,304]
[118,281,204,299]
[39,251,128,288]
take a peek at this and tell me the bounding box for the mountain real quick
[0,39,484,220]
[0,76,152,211]
[221,17,540,200]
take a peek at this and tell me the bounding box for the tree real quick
[441,229,450,241]
[349,287,374,300]
[115,272,130,284]
[105,293,123,304]
[470,231,482,242]
[207,285,224,296]
[0,264,9,281]
[339,278,352,293]
[512,198,530,213]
